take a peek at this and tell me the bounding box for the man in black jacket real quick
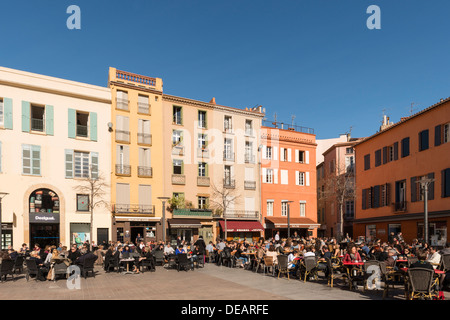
[194,236,206,255]
[68,245,81,264]
[75,248,98,267]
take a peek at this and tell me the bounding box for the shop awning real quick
[219,220,264,232]
[265,217,320,229]
[168,219,203,229]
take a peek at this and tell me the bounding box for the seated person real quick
[384,249,398,269]
[343,245,362,263]
[426,246,441,269]
[410,249,434,270]
[164,243,175,256]
[175,245,186,255]
[74,248,98,267]
[29,252,48,281]
[68,245,81,264]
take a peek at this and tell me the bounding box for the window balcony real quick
[394,201,407,212]
[172,174,186,185]
[245,154,255,164]
[223,178,235,189]
[244,180,256,190]
[115,130,130,143]
[223,210,260,220]
[115,164,131,176]
[223,151,235,162]
[197,176,210,187]
[173,208,212,218]
[116,98,129,111]
[138,166,153,178]
[197,148,209,158]
[172,145,184,156]
[138,133,152,145]
[138,103,151,115]
[112,204,155,216]
[76,124,88,138]
[31,118,44,132]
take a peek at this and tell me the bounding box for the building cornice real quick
[109,81,163,96]
[261,132,317,146]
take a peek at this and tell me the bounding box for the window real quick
[198,134,207,149]
[281,201,288,216]
[419,130,429,151]
[364,154,370,170]
[224,138,233,160]
[444,124,450,144]
[173,160,183,175]
[297,150,305,163]
[375,149,382,167]
[76,112,89,138]
[224,116,232,132]
[266,201,274,216]
[395,180,407,211]
[173,106,182,125]
[198,196,208,209]
[22,144,41,176]
[31,105,45,132]
[138,148,151,177]
[280,170,288,185]
[346,147,354,154]
[138,95,150,114]
[115,115,130,143]
[297,171,305,186]
[198,110,207,129]
[245,120,252,135]
[172,130,183,146]
[300,201,306,217]
[77,194,89,212]
[74,151,90,178]
[245,141,253,163]
[266,146,272,160]
[443,168,450,198]
[266,169,273,183]
[138,119,151,145]
[281,148,288,162]
[116,91,129,110]
[198,162,207,177]
[345,156,354,173]
[345,201,354,217]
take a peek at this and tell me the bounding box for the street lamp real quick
[286,201,294,239]
[157,197,170,244]
[415,177,435,245]
[0,193,9,251]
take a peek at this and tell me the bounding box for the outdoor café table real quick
[395,259,408,269]
[342,261,365,290]
[120,258,135,275]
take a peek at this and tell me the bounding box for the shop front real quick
[113,215,161,244]
[1,223,13,250]
[264,217,320,240]
[219,220,264,243]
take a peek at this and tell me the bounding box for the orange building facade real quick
[353,98,450,246]
[260,122,319,239]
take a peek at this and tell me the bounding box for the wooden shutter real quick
[3,98,13,129]
[411,177,417,202]
[385,183,391,206]
[22,145,31,174]
[305,151,310,164]
[65,149,74,178]
[273,146,278,161]
[45,105,54,135]
[91,152,99,179]
[22,101,30,132]
[401,137,410,157]
[375,150,381,167]
[362,189,367,210]
[393,142,399,160]
[68,108,76,138]
[0,141,2,172]
[382,146,388,164]
[31,145,41,175]
[435,125,442,147]
[273,168,278,184]
[90,112,98,141]
[287,148,292,162]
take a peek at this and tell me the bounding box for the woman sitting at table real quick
[176,245,186,255]
[343,245,362,263]
[265,245,278,265]
[235,244,248,267]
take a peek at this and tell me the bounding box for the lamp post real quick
[286,201,294,239]
[157,197,170,244]
[0,193,9,251]
[415,177,435,245]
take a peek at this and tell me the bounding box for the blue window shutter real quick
[3,98,13,129]
[22,101,30,132]
[31,145,41,175]
[22,144,31,175]
[90,112,98,141]
[65,149,74,178]
[68,108,76,138]
[45,105,54,135]
[90,152,99,179]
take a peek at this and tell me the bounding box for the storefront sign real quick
[29,213,60,224]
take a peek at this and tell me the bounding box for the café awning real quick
[168,219,202,229]
[265,217,320,229]
[219,220,264,232]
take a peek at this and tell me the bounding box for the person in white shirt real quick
[426,246,441,269]
[164,243,175,256]
[303,246,316,258]
[274,231,280,242]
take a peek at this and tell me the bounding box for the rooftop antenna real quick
[272,112,278,128]
[291,115,296,127]
[409,102,418,116]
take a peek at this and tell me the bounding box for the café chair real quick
[363,260,382,292]
[407,267,438,300]
[153,250,165,266]
[380,261,404,299]
[13,255,24,274]
[276,255,289,280]
[25,259,39,282]
[53,262,69,281]
[300,256,318,283]
[80,258,97,279]
[263,256,275,276]
[440,254,450,272]
[0,260,15,282]
[407,256,418,267]
[177,253,191,272]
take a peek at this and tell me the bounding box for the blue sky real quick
[1,1,450,139]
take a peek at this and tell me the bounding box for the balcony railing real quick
[173,208,212,218]
[116,98,129,111]
[394,201,407,212]
[244,180,256,190]
[115,164,131,176]
[223,151,235,161]
[245,154,255,164]
[198,120,207,129]
[138,166,153,178]
[197,176,210,187]
[76,124,88,138]
[223,210,260,220]
[116,130,130,143]
[172,174,186,185]
[112,204,155,216]
[138,103,151,115]
[173,116,183,125]
[197,148,209,158]
[172,145,184,156]
[223,178,235,189]
[116,70,157,87]
[31,118,44,132]
[138,133,152,145]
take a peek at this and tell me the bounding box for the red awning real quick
[219,220,264,232]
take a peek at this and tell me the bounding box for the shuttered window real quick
[22,144,41,176]
[419,130,429,151]
[375,150,381,167]
[401,137,410,158]
[364,154,370,170]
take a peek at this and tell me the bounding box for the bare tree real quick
[321,161,356,241]
[209,182,241,240]
[73,168,109,250]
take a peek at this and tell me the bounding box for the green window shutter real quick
[45,105,54,135]
[22,145,31,175]
[90,112,98,141]
[31,145,41,175]
[3,98,13,129]
[68,108,76,138]
[181,161,184,174]
[22,101,30,132]
[91,152,99,179]
[206,163,209,177]
[65,149,74,178]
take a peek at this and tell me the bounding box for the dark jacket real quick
[75,252,98,266]
[68,250,81,263]
[194,238,206,254]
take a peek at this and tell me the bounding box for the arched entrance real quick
[29,188,61,248]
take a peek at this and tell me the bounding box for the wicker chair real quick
[176,253,190,272]
[300,256,319,282]
[263,256,275,276]
[0,260,15,282]
[407,268,438,300]
[277,255,289,280]
[440,254,450,272]
[325,257,341,288]
[253,248,265,273]
[380,261,404,299]
[13,255,24,274]
[153,250,165,266]
[25,259,39,281]
[53,262,69,281]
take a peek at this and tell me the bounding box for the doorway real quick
[131,227,144,245]
[30,224,59,248]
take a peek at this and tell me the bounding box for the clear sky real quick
[1,0,450,139]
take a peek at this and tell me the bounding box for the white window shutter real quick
[262,168,267,183]
[262,145,267,160]
[295,171,299,185]
[274,168,278,184]
[295,150,299,163]
[280,148,285,161]
[306,151,310,164]
[288,148,292,162]
[306,172,310,186]
[273,146,278,161]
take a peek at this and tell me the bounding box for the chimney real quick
[209,97,216,104]
[380,114,394,131]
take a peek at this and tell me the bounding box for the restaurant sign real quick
[29,212,60,224]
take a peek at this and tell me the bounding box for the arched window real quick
[29,188,60,213]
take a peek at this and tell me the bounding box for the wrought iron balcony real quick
[173,208,212,218]
[223,151,235,161]
[223,178,235,189]
[244,180,256,190]
[197,176,210,187]
[31,118,44,132]
[112,204,155,216]
[115,164,131,176]
[223,210,260,220]
[138,166,153,178]
[245,154,255,164]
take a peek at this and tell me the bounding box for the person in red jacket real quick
[343,245,362,263]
